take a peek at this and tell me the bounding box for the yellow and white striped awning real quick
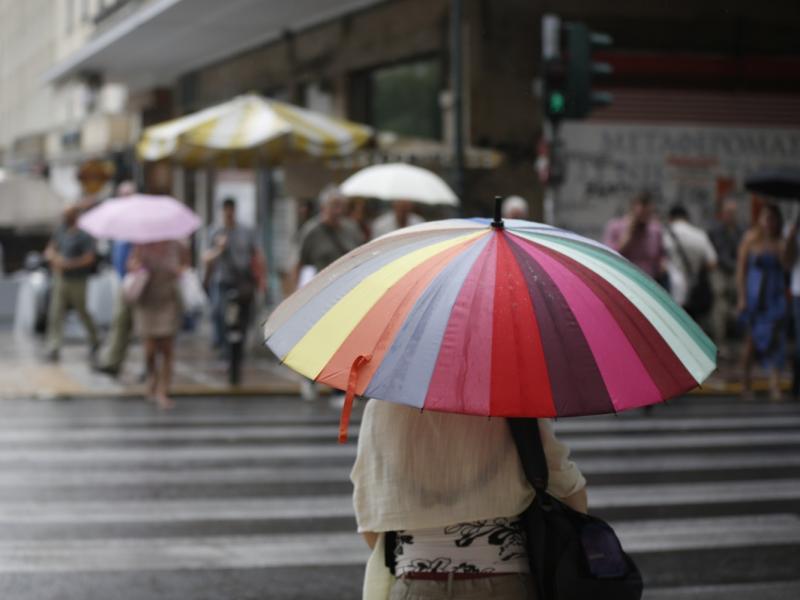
[137,94,373,166]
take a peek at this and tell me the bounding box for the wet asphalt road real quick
[0,395,798,599]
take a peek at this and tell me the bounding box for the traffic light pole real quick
[539,14,613,225]
[543,118,562,226]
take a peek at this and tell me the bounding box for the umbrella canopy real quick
[137,94,373,166]
[78,194,201,243]
[744,167,800,199]
[340,162,459,206]
[265,206,716,441]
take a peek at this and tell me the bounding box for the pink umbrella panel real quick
[78,194,202,243]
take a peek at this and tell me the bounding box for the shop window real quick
[351,56,442,139]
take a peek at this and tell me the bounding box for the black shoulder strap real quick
[384,531,397,575]
[508,418,549,494]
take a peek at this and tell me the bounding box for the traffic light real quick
[541,14,567,121]
[541,15,613,121]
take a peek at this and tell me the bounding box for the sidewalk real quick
[0,326,303,400]
[696,342,794,396]
[0,327,792,400]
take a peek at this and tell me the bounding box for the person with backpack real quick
[663,205,718,322]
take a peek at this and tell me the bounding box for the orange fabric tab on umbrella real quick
[339,354,371,444]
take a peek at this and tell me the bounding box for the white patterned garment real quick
[394,517,530,576]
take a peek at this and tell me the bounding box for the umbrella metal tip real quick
[491,195,504,229]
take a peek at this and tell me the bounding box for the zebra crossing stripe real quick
[0,495,356,524]
[0,532,368,573]
[565,431,800,451]
[576,452,800,474]
[0,452,798,487]
[1,479,799,524]
[0,425,361,443]
[1,415,799,443]
[613,513,800,552]
[552,415,800,433]
[0,432,798,465]
[0,466,354,487]
[645,580,800,600]
[0,514,798,574]
[0,402,797,429]
[589,478,800,507]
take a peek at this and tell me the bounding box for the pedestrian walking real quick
[708,199,743,358]
[294,185,364,287]
[371,200,424,239]
[663,205,717,322]
[782,212,800,400]
[293,185,364,400]
[95,181,137,377]
[737,203,788,401]
[203,197,265,359]
[43,205,99,362]
[129,240,189,410]
[351,399,587,599]
[603,191,667,284]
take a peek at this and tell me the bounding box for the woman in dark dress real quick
[736,203,788,401]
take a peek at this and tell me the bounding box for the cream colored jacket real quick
[350,399,586,599]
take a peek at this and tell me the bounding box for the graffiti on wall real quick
[557,123,800,240]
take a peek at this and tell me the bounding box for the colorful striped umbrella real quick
[264,203,717,442]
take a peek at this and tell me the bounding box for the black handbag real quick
[665,225,713,318]
[508,418,643,600]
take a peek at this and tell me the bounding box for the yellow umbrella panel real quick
[137,94,373,166]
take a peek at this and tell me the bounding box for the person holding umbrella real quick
[264,199,716,599]
[371,200,424,239]
[78,194,200,409]
[340,162,458,241]
[352,400,586,599]
[128,239,189,410]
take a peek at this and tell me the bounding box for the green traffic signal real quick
[549,91,565,115]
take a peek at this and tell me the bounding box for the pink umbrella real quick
[78,194,201,243]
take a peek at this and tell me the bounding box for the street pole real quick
[450,0,464,209]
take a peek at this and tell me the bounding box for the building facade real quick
[0,0,140,200]
[5,0,800,236]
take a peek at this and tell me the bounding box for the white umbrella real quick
[339,163,459,206]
